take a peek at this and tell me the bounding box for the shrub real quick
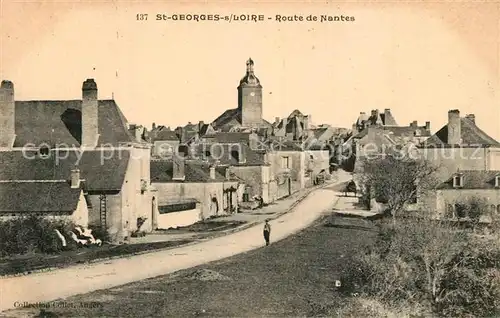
[87,223,110,243]
[0,215,76,257]
[340,218,500,317]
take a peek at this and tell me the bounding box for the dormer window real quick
[453,174,464,188]
[39,145,50,158]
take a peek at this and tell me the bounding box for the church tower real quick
[238,58,263,127]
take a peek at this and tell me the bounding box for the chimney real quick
[134,125,143,142]
[371,109,378,117]
[465,114,475,124]
[152,122,156,130]
[275,117,280,125]
[71,168,81,188]
[447,109,461,145]
[172,155,185,181]
[0,80,15,148]
[410,120,418,128]
[282,117,288,133]
[303,115,310,131]
[425,121,431,131]
[82,79,99,148]
[209,165,216,180]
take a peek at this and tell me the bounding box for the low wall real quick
[156,208,201,229]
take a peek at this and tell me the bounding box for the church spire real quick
[246,58,254,74]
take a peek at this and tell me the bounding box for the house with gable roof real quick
[0,79,154,243]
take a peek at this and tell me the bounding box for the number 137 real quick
[136,14,148,21]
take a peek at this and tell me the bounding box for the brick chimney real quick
[172,155,185,181]
[71,168,81,188]
[410,120,418,128]
[465,114,475,124]
[82,79,99,148]
[447,109,461,145]
[425,121,431,131]
[0,80,15,148]
[152,122,156,130]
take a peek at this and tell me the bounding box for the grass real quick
[6,215,377,317]
[0,239,193,277]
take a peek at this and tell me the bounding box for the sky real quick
[1,1,499,140]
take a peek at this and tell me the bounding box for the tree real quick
[359,154,439,224]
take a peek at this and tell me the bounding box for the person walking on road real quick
[263,219,271,246]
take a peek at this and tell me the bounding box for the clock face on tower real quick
[250,92,255,97]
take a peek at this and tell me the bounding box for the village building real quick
[419,110,500,174]
[433,170,500,222]
[150,158,240,229]
[416,110,500,215]
[0,79,153,243]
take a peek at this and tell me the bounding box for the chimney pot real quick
[466,114,475,124]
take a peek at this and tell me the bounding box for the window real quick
[204,150,211,159]
[455,203,467,219]
[491,205,497,214]
[39,146,50,158]
[497,204,500,213]
[495,176,500,188]
[453,175,463,188]
[445,204,455,219]
[281,156,290,169]
[231,150,240,162]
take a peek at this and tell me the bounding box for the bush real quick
[340,218,500,317]
[0,215,76,257]
[87,223,110,243]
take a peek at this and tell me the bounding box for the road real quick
[0,177,349,313]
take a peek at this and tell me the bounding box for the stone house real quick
[150,158,240,229]
[272,110,312,142]
[0,170,88,226]
[419,110,500,174]
[416,110,500,214]
[0,79,153,243]
[149,125,180,158]
[194,141,272,206]
[433,170,500,222]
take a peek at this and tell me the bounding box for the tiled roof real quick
[150,159,226,183]
[0,181,81,213]
[212,108,241,129]
[380,112,398,126]
[436,170,500,190]
[150,127,179,141]
[262,139,303,151]
[13,100,136,147]
[0,149,130,192]
[422,118,500,147]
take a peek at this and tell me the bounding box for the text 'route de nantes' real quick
[136,13,355,23]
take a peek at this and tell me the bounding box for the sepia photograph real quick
[1,1,500,317]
